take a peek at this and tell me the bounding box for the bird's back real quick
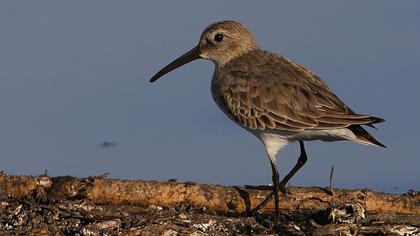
[211,49,385,146]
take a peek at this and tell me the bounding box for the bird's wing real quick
[216,51,382,131]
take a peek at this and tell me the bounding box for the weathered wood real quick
[0,173,419,235]
[0,173,419,216]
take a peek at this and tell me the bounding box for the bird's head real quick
[149,20,258,82]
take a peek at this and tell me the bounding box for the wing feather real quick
[215,50,380,131]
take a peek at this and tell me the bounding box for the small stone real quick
[95,219,120,230]
[178,213,187,220]
[162,229,178,236]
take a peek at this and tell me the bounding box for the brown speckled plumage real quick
[213,49,383,132]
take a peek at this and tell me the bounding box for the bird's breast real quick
[210,76,233,121]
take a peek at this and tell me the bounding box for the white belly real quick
[250,128,362,162]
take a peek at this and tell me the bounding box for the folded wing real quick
[217,50,384,132]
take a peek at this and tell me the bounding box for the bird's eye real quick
[214,33,223,42]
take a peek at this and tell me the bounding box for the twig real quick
[329,165,335,196]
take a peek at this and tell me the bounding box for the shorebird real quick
[149,20,385,223]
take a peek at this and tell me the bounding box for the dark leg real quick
[251,141,308,213]
[279,141,307,191]
[270,160,280,224]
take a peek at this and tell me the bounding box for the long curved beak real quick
[149,45,200,82]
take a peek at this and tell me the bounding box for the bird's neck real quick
[216,48,260,69]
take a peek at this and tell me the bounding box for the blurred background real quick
[1,1,419,193]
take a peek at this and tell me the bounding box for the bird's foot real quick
[247,184,291,215]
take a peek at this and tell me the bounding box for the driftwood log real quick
[0,173,418,215]
[0,173,419,235]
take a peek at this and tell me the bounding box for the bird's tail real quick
[347,121,386,148]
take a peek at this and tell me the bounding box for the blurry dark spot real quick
[98,141,117,148]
